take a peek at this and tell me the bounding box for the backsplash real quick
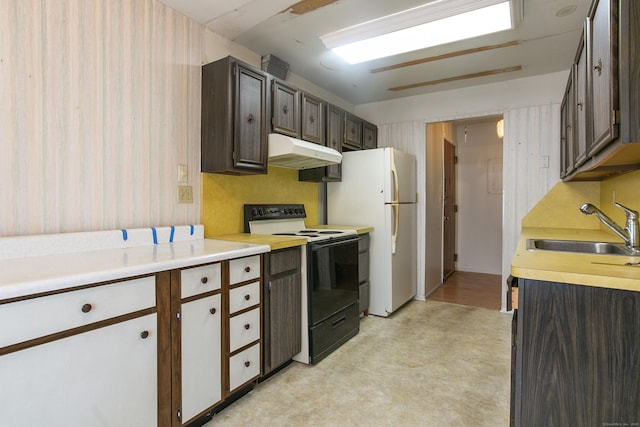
[201,167,319,237]
[521,169,640,232]
[600,169,640,224]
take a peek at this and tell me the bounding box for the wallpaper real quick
[1,0,202,236]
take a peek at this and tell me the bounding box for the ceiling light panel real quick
[321,0,522,64]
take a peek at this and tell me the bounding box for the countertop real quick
[212,234,307,251]
[511,227,640,292]
[0,239,270,301]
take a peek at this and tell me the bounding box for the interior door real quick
[443,139,456,281]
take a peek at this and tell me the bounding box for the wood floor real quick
[428,271,503,310]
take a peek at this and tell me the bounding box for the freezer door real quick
[385,148,416,204]
[388,202,417,313]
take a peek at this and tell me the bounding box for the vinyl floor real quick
[204,299,512,426]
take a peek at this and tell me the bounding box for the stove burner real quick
[299,230,318,233]
[319,231,342,234]
[273,232,297,236]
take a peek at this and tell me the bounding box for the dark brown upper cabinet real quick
[343,112,363,150]
[560,73,575,178]
[201,56,268,175]
[271,79,300,138]
[299,103,343,182]
[300,92,324,145]
[574,27,589,168]
[586,0,619,157]
[562,0,640,181]
[363,121,378,150]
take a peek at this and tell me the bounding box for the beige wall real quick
[0,0,351,238]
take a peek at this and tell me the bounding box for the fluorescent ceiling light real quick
[321,0,521,64]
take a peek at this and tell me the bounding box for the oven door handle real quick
[310,236,359,250]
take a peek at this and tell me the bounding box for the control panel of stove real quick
[244,204,307,232]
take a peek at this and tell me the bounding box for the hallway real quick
[428,271,503,310]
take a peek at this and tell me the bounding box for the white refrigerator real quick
[327,147,417,317]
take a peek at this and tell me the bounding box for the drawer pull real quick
[81,303,92,313]
[140,330,150,339]
[244,323,251,330]
[244,361,251,368]
[209,308,217,315]
[332,316,347,329]
[244,294,251,301]
[201,277,208,284]
[244,266,251,273]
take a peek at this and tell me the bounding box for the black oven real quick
[307,235,360,364]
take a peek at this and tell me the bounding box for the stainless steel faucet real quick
[580,202,640,252]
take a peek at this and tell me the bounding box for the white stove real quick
[244,204,356,243]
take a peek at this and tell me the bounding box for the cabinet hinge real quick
[176,311,181,321]
[454,205,458,213]
[177,409,182,421]
[454,254,458,262]
[454,156,458,164]
[613,109,620,125]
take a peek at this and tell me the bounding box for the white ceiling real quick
[158,0,590,105]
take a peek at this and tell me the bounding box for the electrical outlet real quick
[177,185,193,204]
[177,164,188,184]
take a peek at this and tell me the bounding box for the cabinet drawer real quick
[229,255,260,284]
[0,276,155,348]
[229,343,261,392]
[229,281,260,314]
[229,308,260,352]
[181,263,221,298]
[269,247,301,276]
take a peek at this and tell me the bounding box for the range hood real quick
[268,133,342,170]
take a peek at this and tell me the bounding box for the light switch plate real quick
[177,164,188,184]
[177,186,193,204]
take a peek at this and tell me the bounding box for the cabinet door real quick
[0,314,158,427]
[344,112,362,150]
[517,280,640,426]
[300,92,324,145]
[271,79,299,137]
[181,294,222,423]
[562,71,576,176]
[574,29,588,166]
[325,104,343,180]
[298,104,342,182]
[587,0,619,156]
[362,121,378,150]
[234,63,268,172]
[268,272,302,370]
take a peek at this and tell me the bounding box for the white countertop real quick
[0,238,270,301]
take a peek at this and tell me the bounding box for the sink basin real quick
[526,239,638,256]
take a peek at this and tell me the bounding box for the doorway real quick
[434,116,504,309]
[443,139,456,281]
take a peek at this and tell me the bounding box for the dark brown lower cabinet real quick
[262,246,302,376]
[512,278,640,426]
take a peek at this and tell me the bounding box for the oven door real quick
[308,236,359,326]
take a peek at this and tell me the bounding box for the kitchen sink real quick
[526,239,639,256]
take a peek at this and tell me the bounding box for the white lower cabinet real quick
[0,313,158,427]
[229,343,261,392]
[180,294,222,423]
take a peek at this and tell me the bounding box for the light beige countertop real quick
[213,233,307,251]
[511,227,640,292]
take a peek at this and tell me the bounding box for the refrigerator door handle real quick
[391,152,399,203]
[392,203,399,254]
